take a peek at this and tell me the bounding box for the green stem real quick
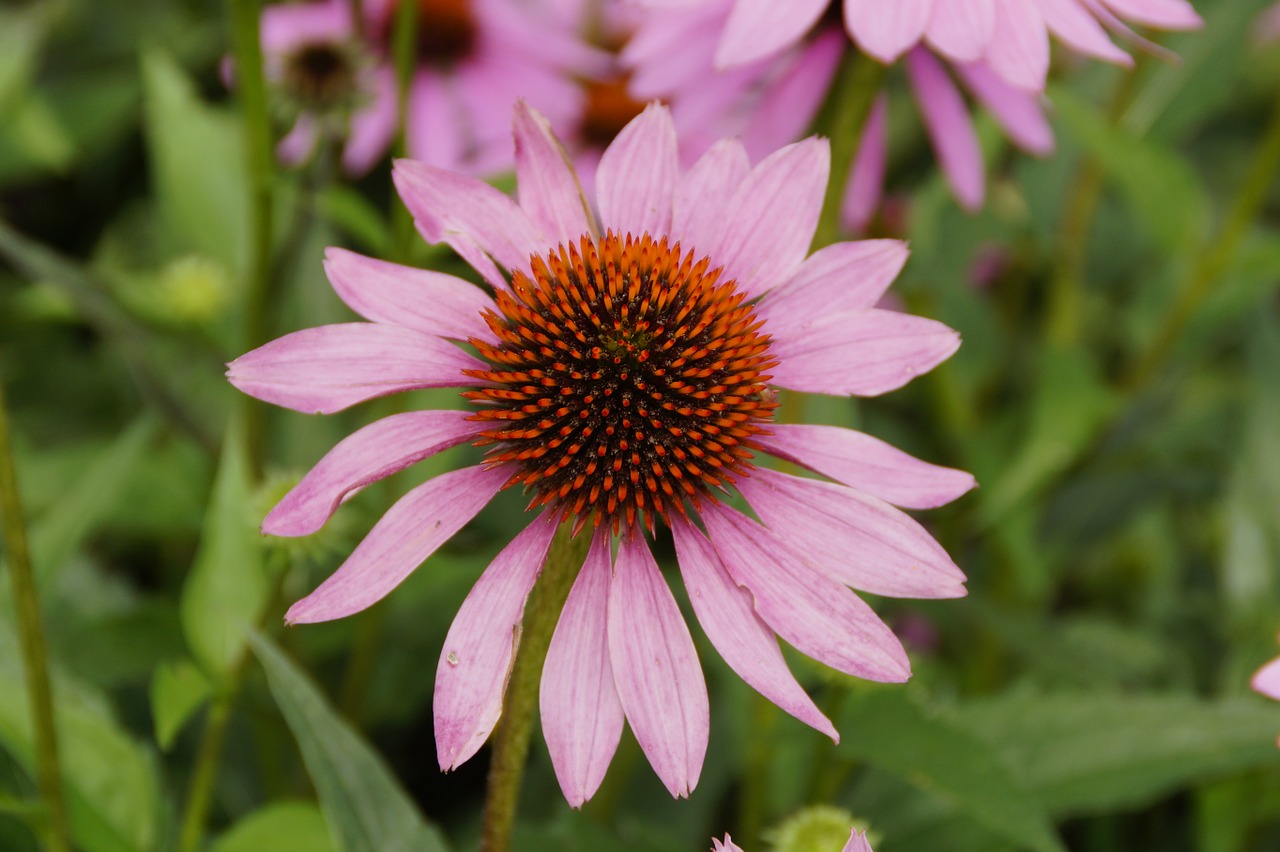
[1046,66,1144,346]
[390,0,419,262]
[737,691,778,849]
[812,51,887,249]
[229,0,276,473]
[480,522,591,852]
[0,360,71,852]
[1125,84,1280,389]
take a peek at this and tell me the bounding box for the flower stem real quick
[480,522,591,852]
[228,0,276,473]
[813,50,887,249]
[1124,84,1280,389]
[390,0,419,262]
[0,360,71,852]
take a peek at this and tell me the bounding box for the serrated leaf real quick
[210,801,339,852]
[250,633,451,852]
[149,658,212,750]
[140,49,247,272]
[955,692,1280,816]
[180,420,267,678]
[838,688,1066,852]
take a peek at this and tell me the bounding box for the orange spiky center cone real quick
[464,231,779,536]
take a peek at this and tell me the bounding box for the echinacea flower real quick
[257,0,605,174]
[712,827,873,852]
[228,101,973,804]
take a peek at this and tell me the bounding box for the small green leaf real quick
[838,688,1066,852]
[955,692,1280,816]
[210,801,339,852]
[250,633,451,852]
[180,420,267,679]
[149,658,212,750]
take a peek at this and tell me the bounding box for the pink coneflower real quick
[228,101,972,804]
[258,0,604,175]
[712,828,873,852]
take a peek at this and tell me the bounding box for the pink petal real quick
[715,138,830,299]
[285,465,509,624]
[264,411,484,537]
[712,835,745,852]
[925,0,995,62]
[755,423,976,509]
[260,0,351,53]
[671,138,751,262]
[843,0,934,62]
[434,518,559,770]
[595,103,679,240]
[392,159,544,289]
[844,828,875,852]
[768,308,961,397]
[277,115,317,166]
[1252,656,1280,702]
[405,71,466,174]
[343,68,399,176]
[607,534,708,799]
[906,48,984,212]
[738,29,844,160]
[841,95,889,233]
[985,0,1051,91]
[738,468,968,599]
[715,0,830,66]
[954,62,1055,156]
[227,324,481,414]
[513,101,595,249]
[1100,0,1203,29]
[670,517,838,741]
[324,248,495,341]
[760,238,909,334]
[700,502,911,683]
[540,528,625,807]
[1033,0,1132,64]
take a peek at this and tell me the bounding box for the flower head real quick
[228,101,973,804]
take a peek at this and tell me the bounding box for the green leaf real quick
[180,420,267,679]
[250,633,451,852]
[149,658,212,750]
[140,49,247,272]
[838,688,1066,852]
[1052,85,1209,253]
[210,801,339,852]
[955,692,1280,816]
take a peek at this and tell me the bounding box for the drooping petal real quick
[596,103,679,240]
[760,238,908,334]
[768,308,961,397]
[711,835,745,852]
[739,29,844,162]
[715,0,829,67]
[607,534,708,798]
[738,468,968,599]
[285,465,509,624]
[754,423,976,509]
[701,502,911,683]
[226,323,482,414]
[405,70,467,174]
[844,828,875,852]
[434,518,559,770]
[540,528,625,807]
[843,0,934,62]
[671,517,838,741]
[841,95,889,234]
[324,248,495,341]
[671,138,751,263]
[925,0,995,62]
[1252,656,1280,702]
[264,410,484,537]
[985,0,1051,91]
[714,138,830,298]
[277,115,318,166]
[343,68,399,175]
[1034,0,1132,65]
[393,159,543,289]
[1100,0,1202,29]
[906,48,984,212]
[954,62,1055,156]
[513,100,595,249]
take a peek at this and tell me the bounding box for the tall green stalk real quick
[390,0,419,261]
[480,523,591,852]
[0,361,71,852]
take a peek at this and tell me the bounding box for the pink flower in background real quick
[258,0,605,175]
[228,101,973,804]
[712,828,874,851]
[1257,2,1280,44]
[1253,650,1280,746]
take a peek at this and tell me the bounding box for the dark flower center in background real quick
[579,77,648,149]
[282,41,358,110]
[416,0,478,66]
[465,232,778,534]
